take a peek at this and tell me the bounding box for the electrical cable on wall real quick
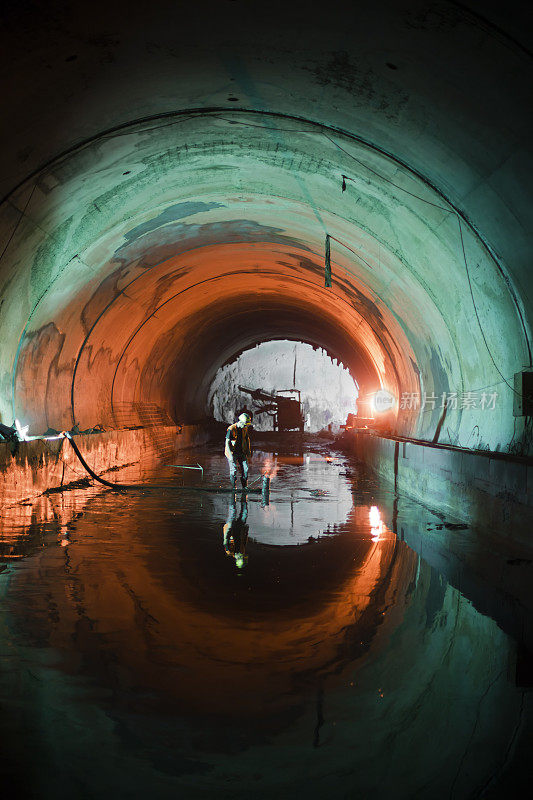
[0,183,37,266]
[341,168,530,399]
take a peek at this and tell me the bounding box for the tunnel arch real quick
[1,0,532,455]
[3,109,527,448]
[140,293,380,424]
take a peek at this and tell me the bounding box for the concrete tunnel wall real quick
[0,1,532,453]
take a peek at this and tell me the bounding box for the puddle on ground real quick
[0,440,531,799]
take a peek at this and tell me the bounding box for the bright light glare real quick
[372,390,395,413]
[14,418,30,441]
[369,505,384,541]
[262,456,279,480]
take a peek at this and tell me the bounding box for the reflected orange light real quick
[262,456,279,480]
[369,505,384,541]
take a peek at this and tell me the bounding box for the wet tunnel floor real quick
[1,438,532,799]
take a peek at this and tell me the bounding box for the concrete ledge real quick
[0,424,212,507]
[342,430,533,548]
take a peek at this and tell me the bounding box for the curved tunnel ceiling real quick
[0,1,532,452]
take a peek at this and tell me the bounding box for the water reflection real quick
[0,443,530,799]
[223,494,249,569]
[369,505,384,541]
[0,488,92,559]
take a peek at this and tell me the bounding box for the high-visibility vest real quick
[225,423,251,458]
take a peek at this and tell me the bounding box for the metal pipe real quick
[170,463,204,478]
[262,474,270,505]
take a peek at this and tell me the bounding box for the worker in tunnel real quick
[225,412,252,489]
[223,494,249,570]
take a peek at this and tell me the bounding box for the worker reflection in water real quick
[225,412,252,489]
[223,494,249,569]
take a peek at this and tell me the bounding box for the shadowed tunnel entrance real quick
[1,3,533,799]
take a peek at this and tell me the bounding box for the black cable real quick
[336,160,452,213]
[458,216,522,397]
[215,115,318,134]
[340,160,528,396]
[64,433,146,489]
[328,234,376,273]
[41,436,96,484]
[64,434,264,493]
[0,183,37,265]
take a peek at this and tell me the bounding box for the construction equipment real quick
[238,386,305,432]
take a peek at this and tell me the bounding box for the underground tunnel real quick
[0,1,532,798]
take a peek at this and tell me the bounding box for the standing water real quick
[0,439,531,799]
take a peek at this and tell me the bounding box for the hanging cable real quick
[328,234,375,273]
[457,216,522,397]
[340,164,528,396]
[63,434,132,489]
[0,183,37,265]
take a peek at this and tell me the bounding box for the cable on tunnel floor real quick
[63,433,267,494]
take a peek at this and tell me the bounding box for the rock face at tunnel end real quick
[209,340,358,432]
